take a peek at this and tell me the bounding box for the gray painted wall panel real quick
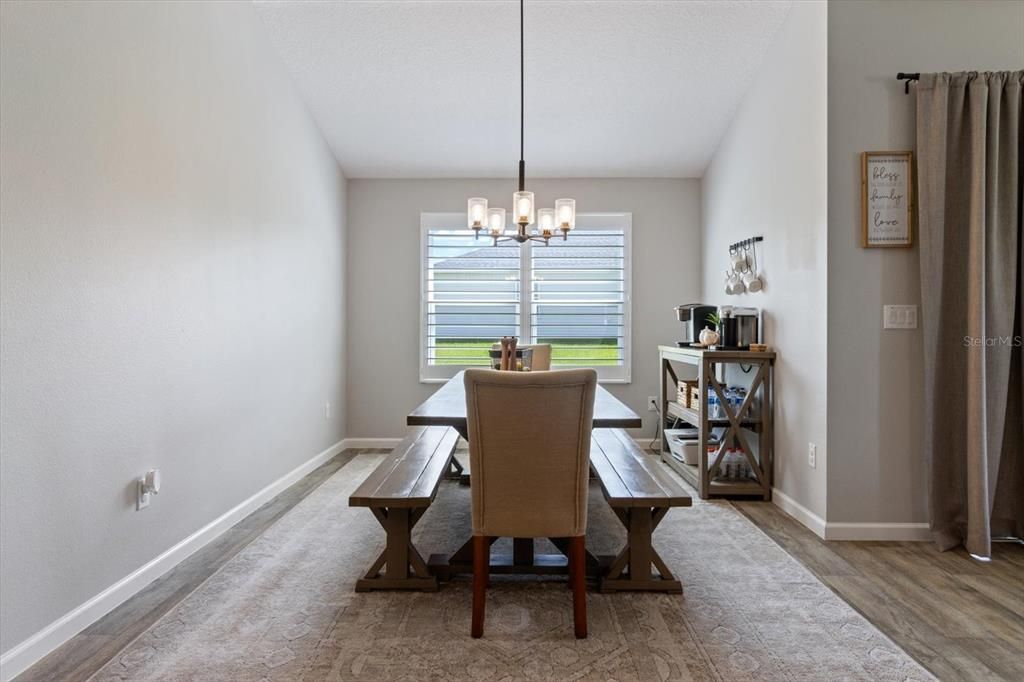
[0,0,347,652]
[826,0,1024,524]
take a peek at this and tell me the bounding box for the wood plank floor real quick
[733,499,1024,682]
[16,449,1024,681]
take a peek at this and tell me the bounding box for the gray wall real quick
[346,178,701,439]
[701,2,829,519]
[0,1,347,652]
[826,0,1024,523]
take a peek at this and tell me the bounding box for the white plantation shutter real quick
[422,223,521,379]
[421,213,630,383]
[529,226,629,381]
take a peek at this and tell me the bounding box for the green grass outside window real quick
[433,338,621,366]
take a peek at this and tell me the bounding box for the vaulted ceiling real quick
[253,0,792,178]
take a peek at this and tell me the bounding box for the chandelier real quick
[467,0,576,246]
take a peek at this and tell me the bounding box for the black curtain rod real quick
[897,72,920,94]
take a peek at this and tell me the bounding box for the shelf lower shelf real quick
[660,453,766,496]
[666,401,761,427]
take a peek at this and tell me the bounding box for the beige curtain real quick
[916,71,1023,558]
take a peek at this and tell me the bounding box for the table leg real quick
[445,455,464,480]
[513,538,534,566]
[444,434,470,484]
[430,536,600,580]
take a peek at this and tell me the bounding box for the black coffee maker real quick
[716,305,761,349]
[674,304,717,346]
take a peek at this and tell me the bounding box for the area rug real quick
[91,453,933,681]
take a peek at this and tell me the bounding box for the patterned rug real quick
[92,454,933,681]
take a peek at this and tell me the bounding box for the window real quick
[421,212,631,383]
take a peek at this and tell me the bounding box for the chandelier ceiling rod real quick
[466,0,575,245]
[518,0,525,193]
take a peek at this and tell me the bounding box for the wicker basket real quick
[488,346,534,371]
[676,380,699,408]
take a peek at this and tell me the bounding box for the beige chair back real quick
[524,343,552,370]
[463,368,597,538]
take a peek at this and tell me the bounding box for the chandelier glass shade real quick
[555,198,576,230]
[513,191,535,226]
[467,197,487,229]
[487,207,507,237]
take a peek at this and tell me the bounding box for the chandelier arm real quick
[491,235,550,246]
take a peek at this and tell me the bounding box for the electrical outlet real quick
[647,396,658,412]
[808,442,817,469]
[325,402,331,419]
[137,469,161,510]
[137,481,152,510]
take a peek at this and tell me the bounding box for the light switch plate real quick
[883,305,918,329]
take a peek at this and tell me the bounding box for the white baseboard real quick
[771,487,827,538]
[0,438,347,682]
[771,488,930,541]
[824,522,931,541]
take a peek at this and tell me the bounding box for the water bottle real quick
[735,388,747,416]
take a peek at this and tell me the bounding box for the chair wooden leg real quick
[471,535,488,638]
[570,535,587,638]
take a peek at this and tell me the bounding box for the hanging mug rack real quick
[725,236,765,295]
[729,235,763,251]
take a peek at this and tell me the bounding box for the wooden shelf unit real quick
[658,345,775,500]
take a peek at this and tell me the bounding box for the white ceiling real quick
[252,1,792,178]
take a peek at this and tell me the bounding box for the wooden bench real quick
[349,426,460,591]
[590,428,692,593]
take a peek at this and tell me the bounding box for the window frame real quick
[419,211,632,384]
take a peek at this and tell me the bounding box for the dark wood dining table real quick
[406,370,649,584]
[408,370,643,440]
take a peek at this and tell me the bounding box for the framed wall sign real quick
[861,151,914,248]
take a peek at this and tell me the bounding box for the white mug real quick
[741,250,754,273]
[743,270,763,292]
[725,271,745,295]
[730,249,745,269]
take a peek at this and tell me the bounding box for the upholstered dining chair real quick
[463,368,598,639]
[523,343,552,370]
